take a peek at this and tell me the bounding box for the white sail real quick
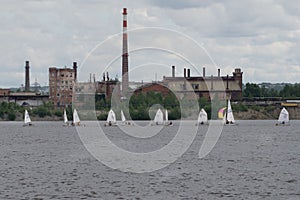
[278,107,289,123]
[165,109,168,122]
[73,109,80,125]
[226,99,235,123]
[107,109,116,123]
[223,112,227,124]
[24,110,31,124]
[64,109,68,124]
[121,110,126,122]
[154,109,164,125]
[198,108,208,124]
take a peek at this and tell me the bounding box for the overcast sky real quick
[0,0,299,88]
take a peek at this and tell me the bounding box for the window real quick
[192,84,199,90]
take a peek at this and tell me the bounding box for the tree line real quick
[243,83,300,98]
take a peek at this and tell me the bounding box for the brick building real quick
[162,67,243,101]
[49,62,77,108]
[134,67,243,101]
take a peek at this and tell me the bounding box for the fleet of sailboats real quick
[18,100,294,127]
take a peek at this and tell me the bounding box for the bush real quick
[54,110,62,117]
[8,113,16,121]
[97,113,108,120]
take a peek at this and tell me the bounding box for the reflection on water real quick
[0,120,299,199]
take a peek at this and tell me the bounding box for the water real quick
[0,120,299,199]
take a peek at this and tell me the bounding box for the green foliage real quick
[232,104,248,112]
[54,110,62,117]
[97,112,108,120]
[279,83,300,97]
[7,113,16,121]
[33,107,50,118]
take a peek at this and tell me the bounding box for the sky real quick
[0,0,299,88]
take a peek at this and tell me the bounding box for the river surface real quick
[0,120,299,199]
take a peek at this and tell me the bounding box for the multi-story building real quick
[49,62,77,108]
[134,67,243,101]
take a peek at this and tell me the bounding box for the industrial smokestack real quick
[226,74,229,90]
[122,8,129,94]
[172,65,175,77]
[203,67,205,77]
[184,68,186,78]
[73,62,77,82]
[218,68,220,77]
[25,61,30,92]
[187,69,190,78]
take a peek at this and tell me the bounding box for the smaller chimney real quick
[226,75,229,90]
[93,74,95,83]
[25,61,30,92]
[203,67,205,77]
[172,65,175,77]
[187,69,190,78]
[73,62,77,82]
[218,69,220,77]
[107,72,109,81]
[184,68,186,78]
[90,73,92,83]
[103,72,105,81]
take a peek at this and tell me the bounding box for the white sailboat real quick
[276,107,289,126]
[23,109,32,126]
[197,108,208,125]
[105,109,117,126]
[224,99,236,125]
[153,109,164,125]
[164,109,173,126]
[63,109,69,126]
[73,109,81,126]
[118,109,130,126]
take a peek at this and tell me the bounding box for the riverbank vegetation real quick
[1,82,299,121]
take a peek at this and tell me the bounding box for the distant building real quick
[134,82,171,97]
[0,89,10,97]
[73,72,120,109]
[49,62,77,108]
[162,67,243,101]
[8,92,49,107]
[134,67,243,101]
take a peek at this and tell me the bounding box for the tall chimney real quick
[187,69,190,78]
[122,8,129,94]
[218,68,220,77]
[203,67,205,77]
[172,65,175,77]
[25,61,30,92]
[184,68,186,78]
[226,75,229,90]
[73,62,77,82]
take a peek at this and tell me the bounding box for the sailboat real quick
[63,109,69,126]
[153,108,164,125]
[105,109,117,126]
[164,109,173,126]
[276,107,289,126]
[72,109,81,126]
[23,109,32,126]
[224,99,236,125]
[197,108,208,125]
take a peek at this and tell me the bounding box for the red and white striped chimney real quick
[122,8,129,94]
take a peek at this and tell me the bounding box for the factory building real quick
[49,62,77,108]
